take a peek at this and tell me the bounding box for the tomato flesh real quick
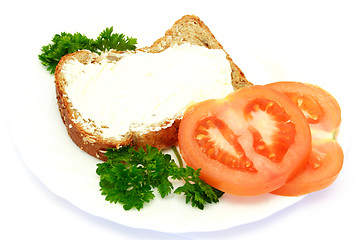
[194,116,256,172]
[244,99,296,163]
[178,85,312,196]
[267,82,343,196]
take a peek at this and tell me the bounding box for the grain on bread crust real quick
[54,15,252,161]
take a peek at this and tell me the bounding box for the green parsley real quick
[96,145,224,211]
[38,27,137,74]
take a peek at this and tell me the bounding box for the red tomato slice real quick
[266,82,341,134]
[271,140,343,195]
[267,82,343,196]
[178,85,312,196]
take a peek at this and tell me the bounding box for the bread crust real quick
[54,15,252,161]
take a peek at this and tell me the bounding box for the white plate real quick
[8,46,319,234]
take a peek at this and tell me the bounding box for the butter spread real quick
[62,44,233,140]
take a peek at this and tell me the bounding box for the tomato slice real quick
[178,85,312,196]
[266,82,341,134]
[267,82,343,196]
[271,140,343,196]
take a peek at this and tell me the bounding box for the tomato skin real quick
[179,85,312,196]
[266,81,343,196]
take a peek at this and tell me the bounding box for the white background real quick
[2,0,360,239]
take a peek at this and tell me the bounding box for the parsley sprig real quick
[38,27,137,74]
[96,145,224,211]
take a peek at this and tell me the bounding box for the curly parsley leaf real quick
[97,161,154,210]
[38,32,92,74]
[173,167,224,210]
[39,27,137,74]
[94,27,137,52]
[96,145,224,211]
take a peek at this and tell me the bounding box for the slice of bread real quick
[54,15,252,160]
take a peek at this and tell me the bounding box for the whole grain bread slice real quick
[54,15,252,160]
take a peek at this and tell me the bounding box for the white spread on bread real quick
[62,44,233,140]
